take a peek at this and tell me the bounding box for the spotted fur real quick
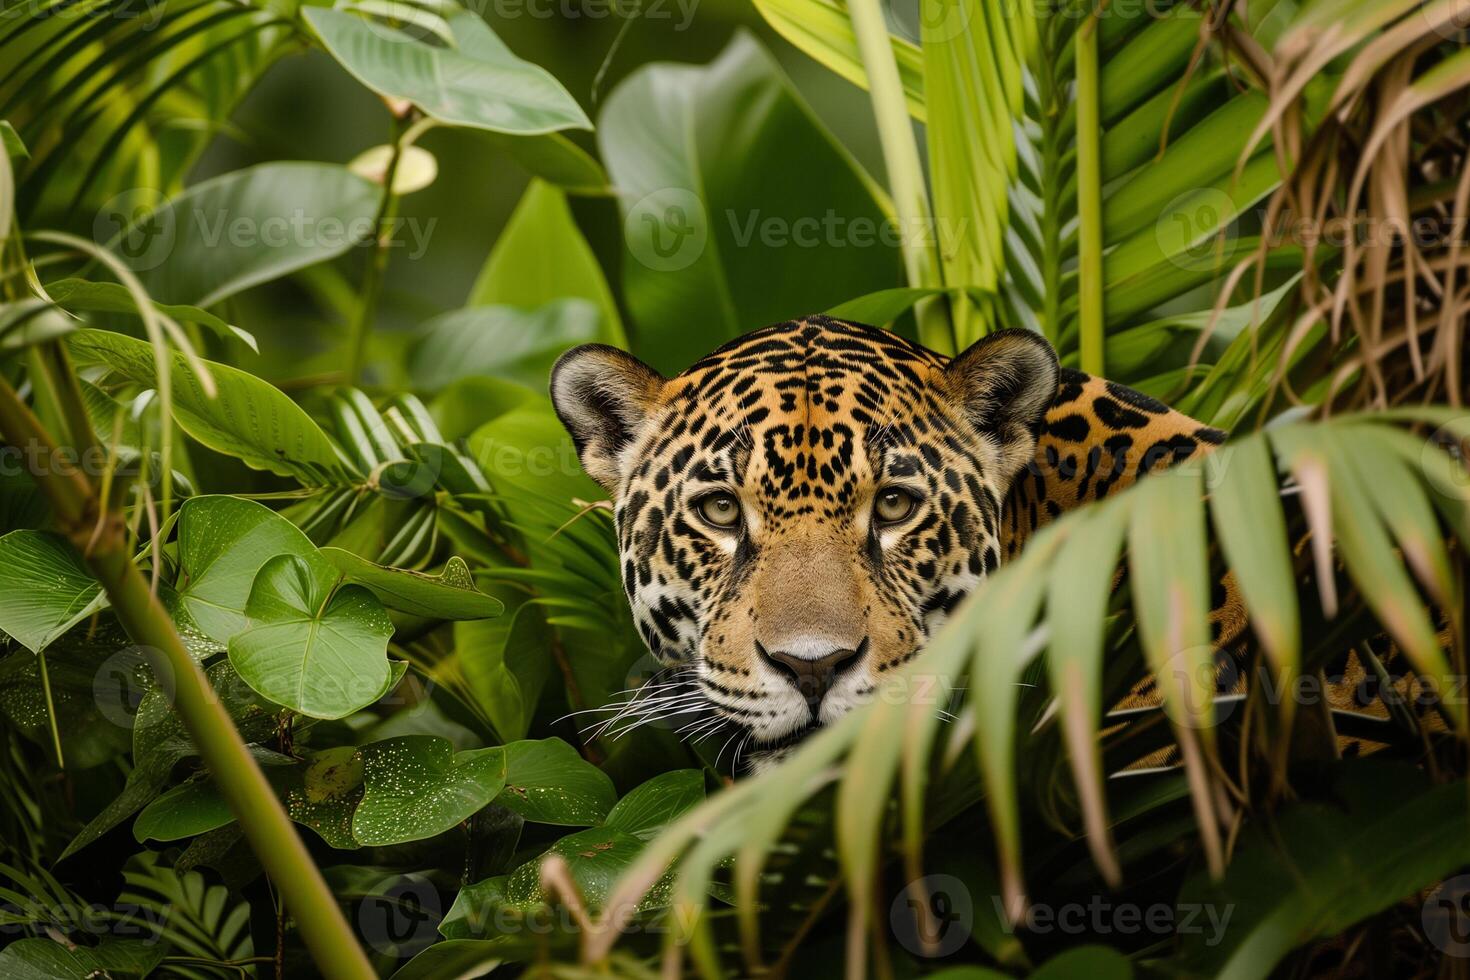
[551,316,1249,766]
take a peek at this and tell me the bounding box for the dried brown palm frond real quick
[1247,1,1470,413]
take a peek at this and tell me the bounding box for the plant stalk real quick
[0,374,375,980]
[1075,13,1106,376]
[347,116,410,386]
[846,0,952,352]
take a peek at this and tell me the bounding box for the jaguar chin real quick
[551,316,1224,771]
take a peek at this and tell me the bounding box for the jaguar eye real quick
[874,488,918,524]
[697,493,741,528]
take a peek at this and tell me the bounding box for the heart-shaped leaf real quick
[352,736,508,845]
[174,496,321,645]
[230,554,394,719]
[0,531,105,652]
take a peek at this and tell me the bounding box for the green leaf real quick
[466,179,624,345]
[70,330,356,485]
[282,745,366,849]
[751,0,925,120]
[174,495,321,645]
[134,778,236,843]
[63,661,278,859]
[474,132,608,194]
[0,531,105,653]
[230,553,394,719]
[42,278,258,352]
[390,939,521,978]
[0,937,166,980]
[305,9,590,134]
[466,397,602,509]
[494,738,615,826]
[408,299,602,395]
[0,620,134,767]
[1208,435,1299,687]
[455,599,553,741]
[1031,948,1132,980]
[604,770,704,840]
[0,120,28,161]
[1179,766,1470,976]
[321,549,502,620]
[599,32,900,373]
[825,287,949,326]
[106,162,381,308]
[504,825,646,908]
[352,736,508,845]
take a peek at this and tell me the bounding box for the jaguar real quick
[550,315,1412,769]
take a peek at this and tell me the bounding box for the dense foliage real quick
[2,0,1470,976]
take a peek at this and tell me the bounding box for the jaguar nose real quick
[757,638,869,713]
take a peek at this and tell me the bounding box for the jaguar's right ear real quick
[550,344,667,492]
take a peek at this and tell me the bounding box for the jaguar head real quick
[550,317,1057,767]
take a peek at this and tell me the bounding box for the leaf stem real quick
[346,115,410,386]
[1075,13,1106,376]
[846,0,952,352]
[0,376,376,980]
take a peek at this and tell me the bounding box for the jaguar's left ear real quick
[942,329,1059,480]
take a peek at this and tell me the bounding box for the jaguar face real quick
[551,317,1057,767]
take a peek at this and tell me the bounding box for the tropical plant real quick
[0,0,1467,976]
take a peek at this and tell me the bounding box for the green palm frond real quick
[583,407,1469,974]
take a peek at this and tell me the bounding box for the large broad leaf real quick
[599,32,901,373]
[474,132,608,194]
[0,938,167,980]
[603,769,704,840]
[305,9,590,135]
[174,495,320,645]
[229,554,394,719]
[407,299,601,395]
[106,162,380,308]
[493,738,615,826]
[466,397,602,509]
[456,599,553,742]
[322,549,503,620]
[351,736,508,845]
[466,179,624,345]
[0,531,105,653]
[133,777,237,843]
[69,330,356,485]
